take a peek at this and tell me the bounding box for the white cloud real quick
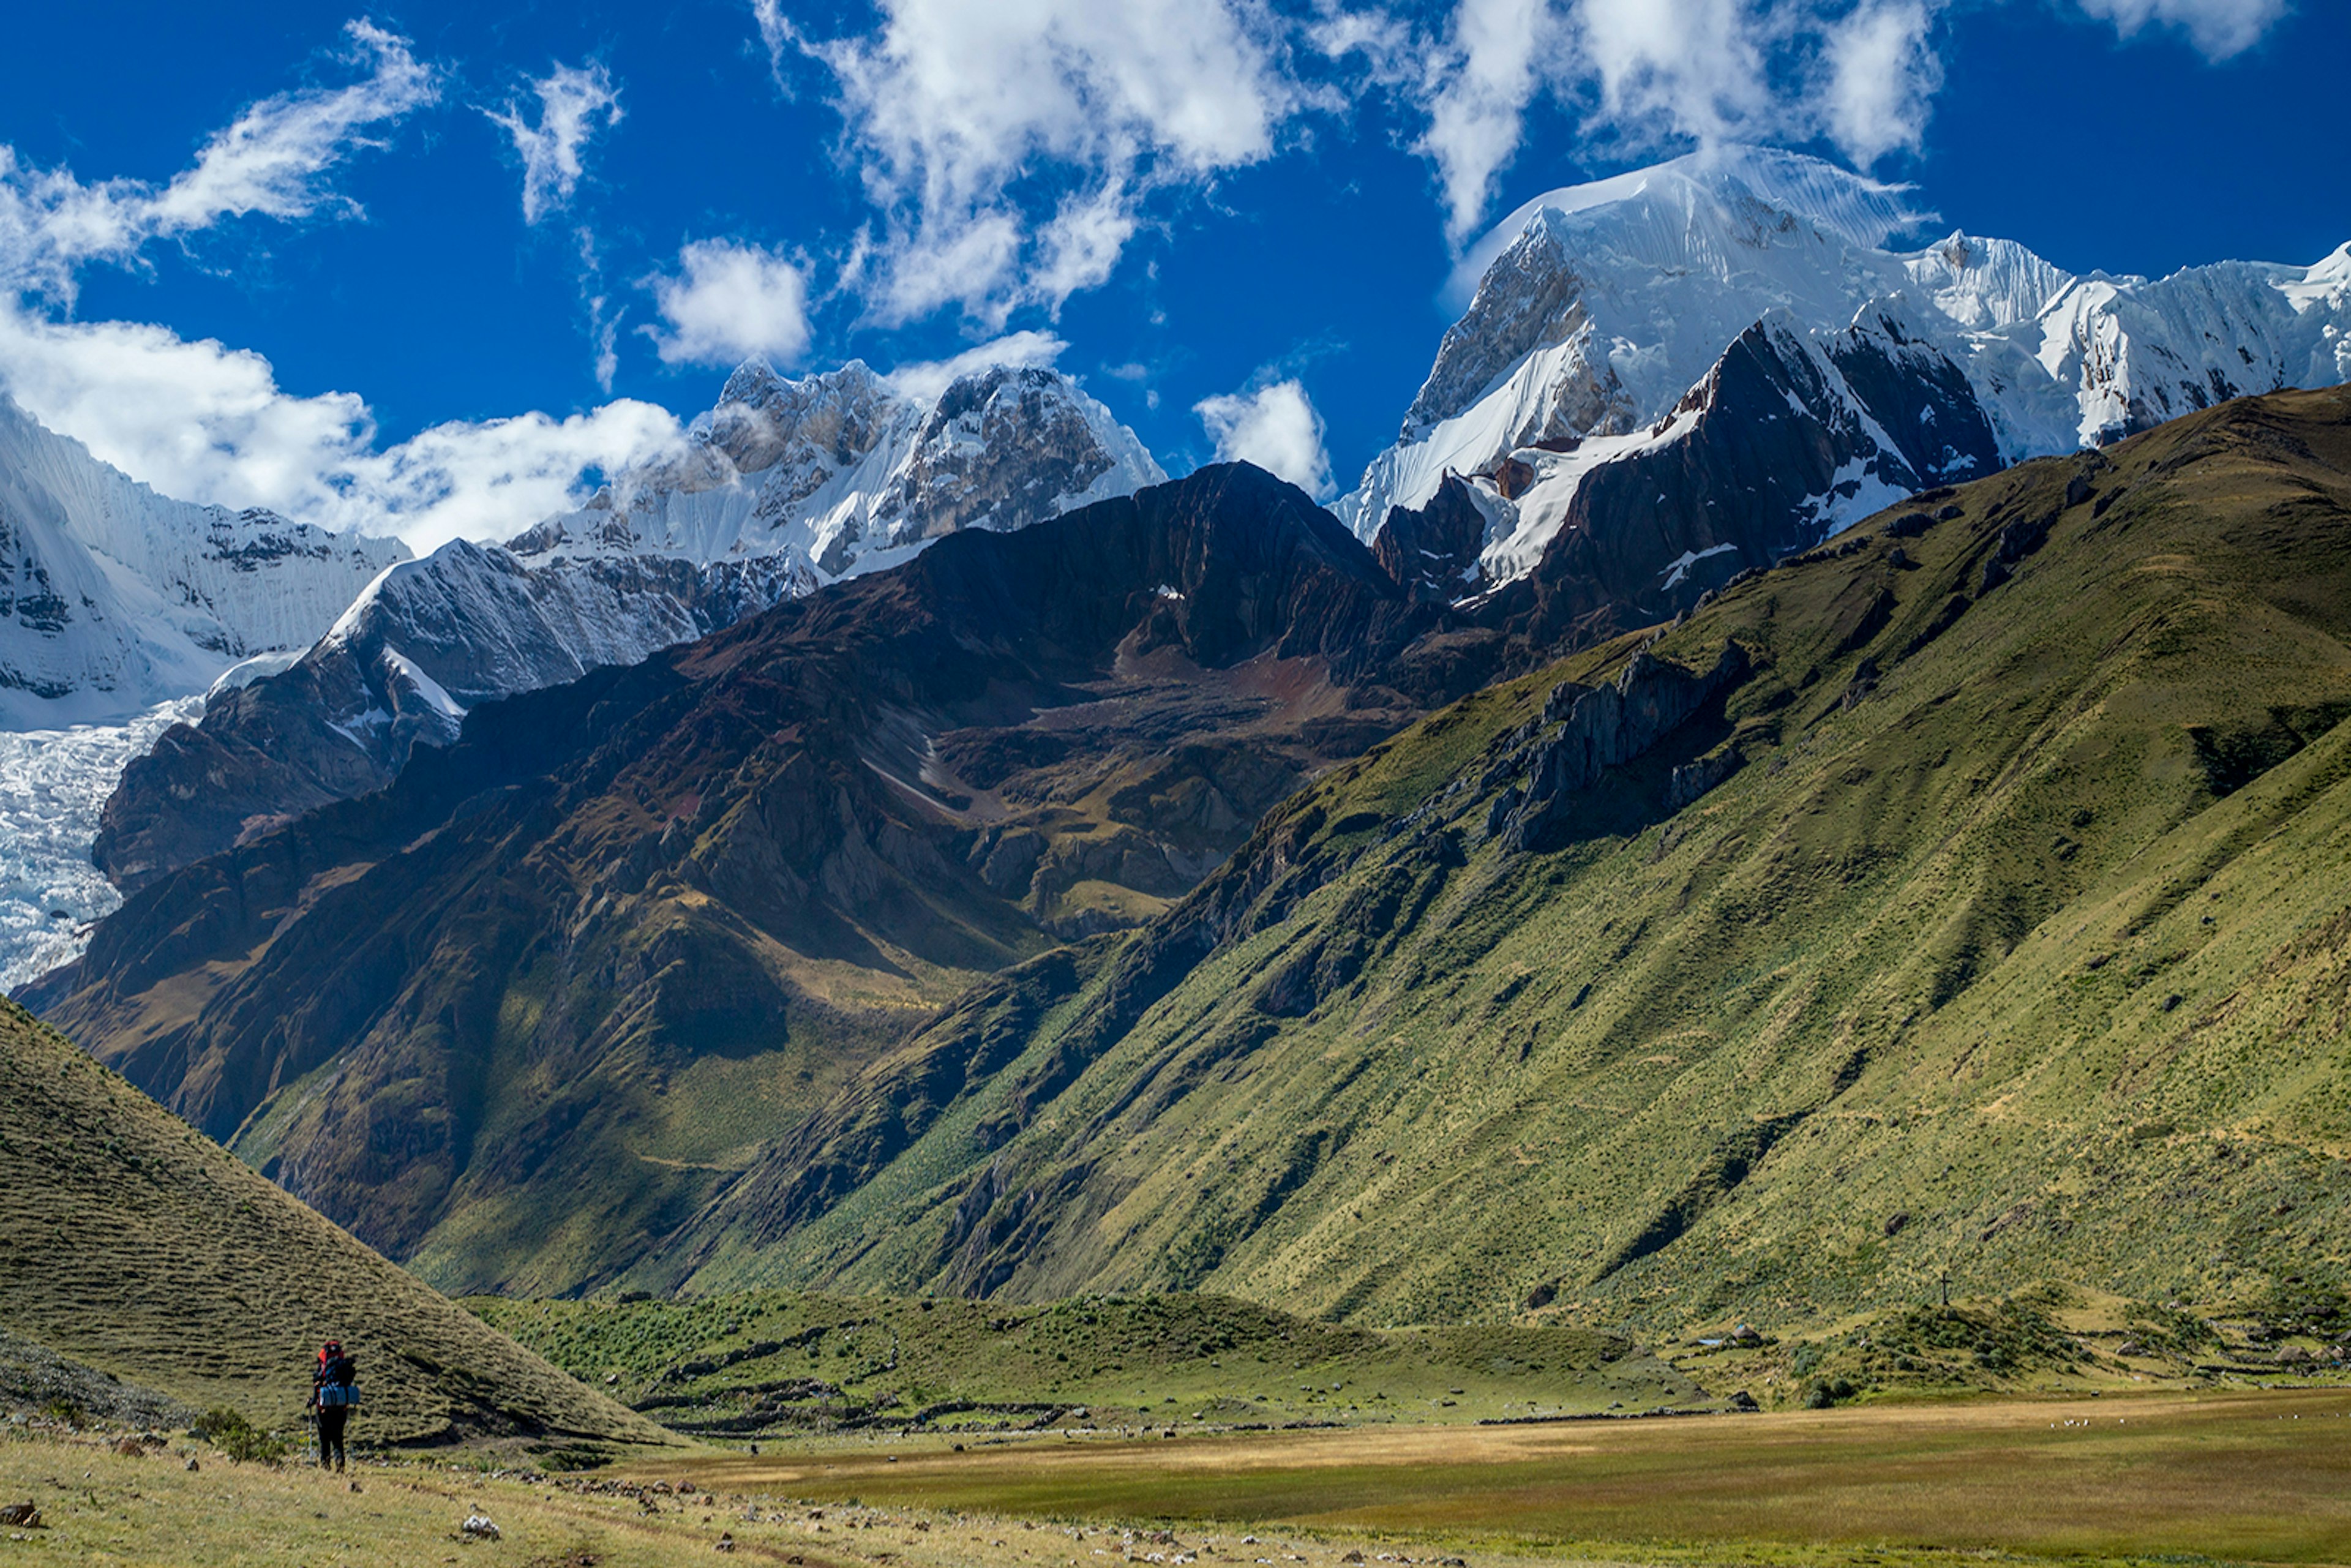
[1419,0,1561,242]
[0,28,677,554]
[2074,0,2285,58]
[644,239,812,368]
[1572,0,1775,148]
[486,61,623,225]
[751,0,799,92]
[1823,1,1942,165]
[0,21,436,307]
[1390,0,2285,242]
[1195,379,1333,498]
[0,305,683,552]
[790,0,1307,324]
[885,330,1067,401]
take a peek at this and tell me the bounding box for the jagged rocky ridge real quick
[92,360,1163,889]
[0,393,406,726]
[1348,144,2351,613]
[30,464,1483,1296]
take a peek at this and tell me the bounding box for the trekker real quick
[309,1340,359,1471]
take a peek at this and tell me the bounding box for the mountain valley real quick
[662,387,2351,1330]
[4,140,2350,1442]
[27,463,1469,1296]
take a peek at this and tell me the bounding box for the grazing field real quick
[470,1290,1708,1438]
[659,1387,2351,1566]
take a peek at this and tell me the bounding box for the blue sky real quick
[0,0,2342,549]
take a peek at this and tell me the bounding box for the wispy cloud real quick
[2074,0,2286,58]
[750,0,799,93]
[485,60,623,225]
[885,329,1067,400]
[0,21,437,306]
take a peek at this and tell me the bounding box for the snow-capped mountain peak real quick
[513,359,1164,582]
[1445,144,1931,308]
[1348,145,2351,601]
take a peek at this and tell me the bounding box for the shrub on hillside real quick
[193,1406,288,1465]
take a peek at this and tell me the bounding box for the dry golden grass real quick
[8,1391,2349,1566]
[0,1424,1623,1568]
[658,1387,2351,1564]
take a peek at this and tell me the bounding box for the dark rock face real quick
[31,465,1474,1291]
[1371,476,1491,606]
[1501,643,1752,849]
[1485,318,1998,651]
[1819,303,2003,488]
[1364,312,2004,669]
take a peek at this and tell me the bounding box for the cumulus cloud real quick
[644,239,812,368]
[2074,0,2285,58]
[1823,1,1942,165]
[486,61,623,225]
[886,330,1067,400]
[0,21,436,306]
[788,0,1307,323]
[1195,379,1333,498]
[0,307,682,552]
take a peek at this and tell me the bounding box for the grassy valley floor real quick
[7,1388,2350,1567]
[467,1292,1711,1439]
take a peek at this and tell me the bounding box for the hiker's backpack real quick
[317,1354,359,1408]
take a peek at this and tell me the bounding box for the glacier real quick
[0,694,201,992]
[0,395,408,989]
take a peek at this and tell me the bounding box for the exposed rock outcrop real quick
[1502,642,1752,849]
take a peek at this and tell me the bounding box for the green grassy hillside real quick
[652,388,2351,1337]
[468,1289,1704,1437]
[0,997,670,1450]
